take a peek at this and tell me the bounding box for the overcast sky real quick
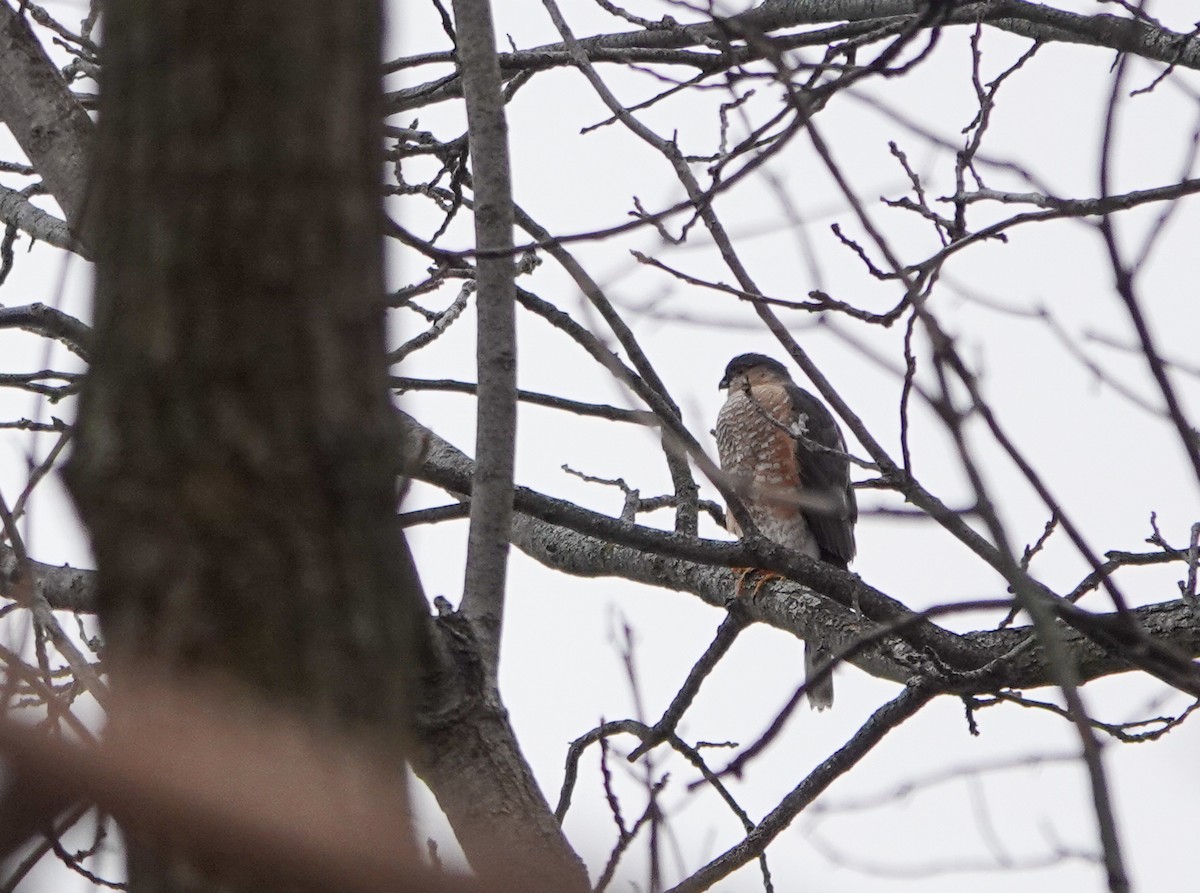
[391,2,1200,890]
[2,0,1199,890]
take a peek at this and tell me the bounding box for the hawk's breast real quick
[716,381,817,558]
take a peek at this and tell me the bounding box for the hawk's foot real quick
[732,567,784,600]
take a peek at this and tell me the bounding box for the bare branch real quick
[393,376,658,425]
[0,304,92,359]
[453,0,520,684]
[667,682,934,893]
[0,2,95,242]
[0,184,86,256]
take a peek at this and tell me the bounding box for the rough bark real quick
[64,2,415,891]
[412,609,592,892]
[0,8,602,882]
[0,1,95,245]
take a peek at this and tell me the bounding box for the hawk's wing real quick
[786,383,857,569]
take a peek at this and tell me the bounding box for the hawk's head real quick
[719,353,790,390]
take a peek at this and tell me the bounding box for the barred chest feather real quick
[716,381,818,558]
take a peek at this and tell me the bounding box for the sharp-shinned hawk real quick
[715,353,857,709]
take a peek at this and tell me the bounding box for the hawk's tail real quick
[804,639,835,710]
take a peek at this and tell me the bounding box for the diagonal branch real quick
[666,681,935,893]
[0,184,87,256]
[0,2,95,245]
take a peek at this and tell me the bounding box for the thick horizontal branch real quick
[0,543,96,613]
[7,411,1198,695]
[965,599,1200,692]
[388,15,908,109]
[398,412,1200,693]
[398,409,977,664]
[389,0,1200,112]
[509,501,919,683]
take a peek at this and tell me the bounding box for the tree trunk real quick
[65,2,416,890]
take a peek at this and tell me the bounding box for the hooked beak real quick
[718,372,731,390]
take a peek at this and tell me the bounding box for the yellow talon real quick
[732,568,784,600]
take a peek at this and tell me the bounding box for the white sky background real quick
[392,0,1200,890]
[1,0,1198,890]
